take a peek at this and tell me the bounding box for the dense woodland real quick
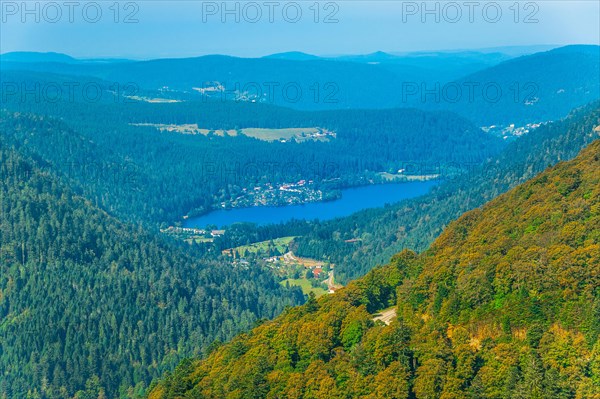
[0,136,305,398]
[0,82,502,225]
[149,139,600,399]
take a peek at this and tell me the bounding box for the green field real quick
[280,278,328,297]
[135,124,334,142]
[378,172,440,181]
[187,237,214,244]
[131,123,237,136]
[225,236,296,256]
[240,128,333,142]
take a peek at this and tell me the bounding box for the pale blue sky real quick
[1,1,599,58]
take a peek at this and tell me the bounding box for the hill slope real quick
[424,45,600,125]
[149,140,600,399]
[0,131,304,398]
[0,51,78,63]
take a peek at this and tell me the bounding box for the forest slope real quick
[150,140,600,399]
[0,130,304,398]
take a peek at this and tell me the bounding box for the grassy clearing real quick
[224,236,296,257]
[241,127,329,142]
[133,124,334,142]
[131,123,237,136]
[281,278,328,297]
[284,252,324,268]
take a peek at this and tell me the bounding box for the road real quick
[324,270,335,291]
[372,307,397,325]
[283,251,297,262]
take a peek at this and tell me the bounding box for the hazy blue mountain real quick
[2,46,597,123]
[419,45,600,125]
[420,44,559,57]
[0,50,511,109]
[264,51,321,61]
[0,51,78,63]
[334,50,401,62]
[352,50,513,82]
[474,44,561,56]
[0,54,402,110]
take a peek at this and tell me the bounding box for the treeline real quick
[0,138,305,398]
[149,139,600,399]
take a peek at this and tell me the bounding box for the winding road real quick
[373,307,397,325]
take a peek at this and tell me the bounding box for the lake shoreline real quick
[184,180,439,228]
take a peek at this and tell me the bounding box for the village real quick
[159,226,225,243]
[159,229,342,297]
[222,237,342,297]
[218,179,339,209]
[481,121,546,140]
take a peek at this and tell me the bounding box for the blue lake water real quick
[184,181,438,228]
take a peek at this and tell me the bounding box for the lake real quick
[183,181,438,228]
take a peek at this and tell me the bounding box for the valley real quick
[0,40,598,399]
[150,138,600,399]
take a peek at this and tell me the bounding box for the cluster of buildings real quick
[221,181,324,208]
[482,122,545,140]
[160,226,225,237]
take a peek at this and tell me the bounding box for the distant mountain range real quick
[0,51,79,63]
[2,45,598,125]
[2,44,559,63]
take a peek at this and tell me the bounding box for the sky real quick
[1,1,599,59]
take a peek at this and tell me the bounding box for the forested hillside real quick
[422,45,600,125]
[149,139,600,399]
[0,132,305,398]
[0,85,501,225]
[295,102,600,283]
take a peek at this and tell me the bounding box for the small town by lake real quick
[184,181,438,228]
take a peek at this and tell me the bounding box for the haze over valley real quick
[1,2,599,398]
